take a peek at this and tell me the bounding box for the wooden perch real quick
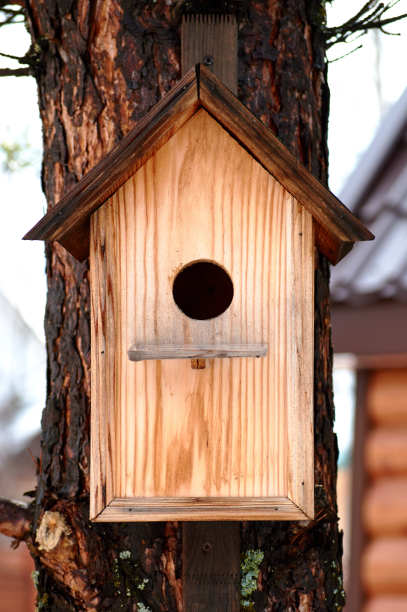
[128,343,268,361]
[0,498,32,541]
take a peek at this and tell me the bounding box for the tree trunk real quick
[19,1,343,609]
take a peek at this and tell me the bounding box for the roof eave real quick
[24,64,373,264]
[24,67,201,259]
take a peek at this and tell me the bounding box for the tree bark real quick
[18,1,343,609]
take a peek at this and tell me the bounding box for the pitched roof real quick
[25,64,373,264]
[331,87,407,304]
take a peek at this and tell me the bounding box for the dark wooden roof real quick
[25,64,373,264]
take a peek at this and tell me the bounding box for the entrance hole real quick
[172,261,234,320]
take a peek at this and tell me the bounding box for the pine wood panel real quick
[183,522,240,611]
[90,109,314,520]
[363,477,407,536]
[362,538,407,595]
[366,429,407,476]
[367,369,407,426]
[181,15,237,93]
[364,596,407,612]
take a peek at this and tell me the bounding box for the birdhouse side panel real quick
[286,201,314,517]
[90,208,120,519]
[90,110,314,520]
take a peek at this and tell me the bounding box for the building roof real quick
[25,64,372,264]
[331,88,407,305]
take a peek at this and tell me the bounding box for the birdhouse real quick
[25,65,373,522]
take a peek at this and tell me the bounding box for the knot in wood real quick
[36,511,71,552]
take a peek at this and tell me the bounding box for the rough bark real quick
[0,498,32,542]
[18,1,343,610]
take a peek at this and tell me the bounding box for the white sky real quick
[0,20,45,341]
[326,1,407,192]
[0,2,406,453]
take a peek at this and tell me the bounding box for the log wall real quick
[360,368,407,610]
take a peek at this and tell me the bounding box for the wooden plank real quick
[197,65,373,263]
[25,64,373,265]
[24,68,200,260]
[183,522,240,611]
[364,595,407,612]
[128,343,268,361]
[181,15,237,94]
[90,205,117,518]
[287,198,314,516]
[366,429,407,476]
[361,538,407,595]
[90,109,314,520]
[363,477,407,536]
[347,371,369,612]
[93,496,309,522]
[367,369,407,426]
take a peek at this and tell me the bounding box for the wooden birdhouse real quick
[25,65,373,522]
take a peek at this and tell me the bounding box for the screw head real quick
[201,541,212,553]
[202,55,214,66]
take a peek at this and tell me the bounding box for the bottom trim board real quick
[92,496,312,522]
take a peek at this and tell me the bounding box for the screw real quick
[201,541,212,553]
[202,55,214,66]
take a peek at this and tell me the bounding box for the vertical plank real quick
[346,371,369,612]
[181,15,238,94]
[90,210,113,517]
[287,198,314,515]
[183,522,240,611]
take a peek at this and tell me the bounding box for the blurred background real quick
[0,2,406,610]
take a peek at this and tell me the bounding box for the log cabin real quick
[331,87,407,612]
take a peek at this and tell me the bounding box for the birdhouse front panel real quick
[90,109,315,521]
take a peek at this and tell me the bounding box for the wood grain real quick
[94,497,309,522]
[90,109,314,521]
[197,65,373,262]
[25,65,372,264]
[183,522,240,611]
[128,344,268,361]
[181,15,237,93]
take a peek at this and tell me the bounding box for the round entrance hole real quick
[172,261,234,320]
